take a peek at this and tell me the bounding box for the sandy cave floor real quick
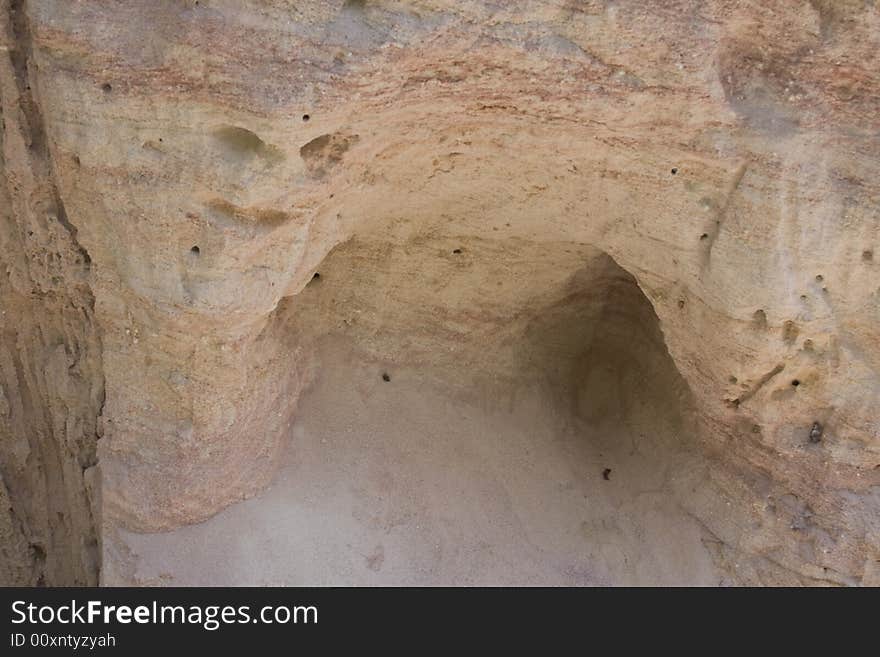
[106,338,726,586]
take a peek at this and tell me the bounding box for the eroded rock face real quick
[0,0,102,585]
[1,0,878,585]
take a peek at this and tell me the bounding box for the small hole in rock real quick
[815,274,823,282]
[602,468,612,481]
[791,379,800,387]
[700,233,708,240]
[452,248,462,255]
[101,83,112,93]
[862,249,873,262]
[381,373,391,382]
[670,167,678,175]
[302,114,310,122]
[312,272,321,281]
[190,246,200,255]
[30,544,46,562]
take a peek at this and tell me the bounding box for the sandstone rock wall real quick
[0,0,878,585]
[0,0,101,585]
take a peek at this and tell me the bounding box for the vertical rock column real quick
[0,0,102,585]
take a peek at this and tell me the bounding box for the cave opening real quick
[116,233,721,586]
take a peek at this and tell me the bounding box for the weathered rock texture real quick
[1,0,878,585]
[0,0,102,585]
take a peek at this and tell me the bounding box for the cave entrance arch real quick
[263,233,713,584]
[112,230,719,585]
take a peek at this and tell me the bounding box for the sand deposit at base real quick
[107,337,721,586]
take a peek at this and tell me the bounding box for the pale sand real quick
[106,338,724,586]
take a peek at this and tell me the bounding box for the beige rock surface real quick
[1,0,878,585]
[0,0,102,585]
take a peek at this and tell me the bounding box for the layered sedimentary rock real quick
[0,0,102,585]
[1,0,878,585]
